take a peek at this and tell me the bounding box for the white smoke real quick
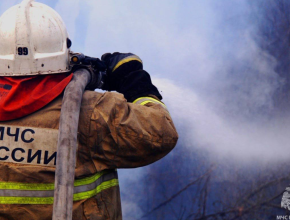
[154,78,290,163]
[63,0,286,162]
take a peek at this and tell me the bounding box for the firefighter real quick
[0,0,178,219]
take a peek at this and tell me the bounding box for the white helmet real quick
[0,0,71,76]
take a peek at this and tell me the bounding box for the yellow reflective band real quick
[112,55,143,72]
[73,179,119,201]
[74,170,108,187]
[0,170,119,204]
[133,97,166,107]
[0,196,54,205]
[0,170,108,190]
[0,182,55,191]
[139,101,153,106]
[0,179,119,205]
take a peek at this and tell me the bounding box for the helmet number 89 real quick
[18,47,28,56]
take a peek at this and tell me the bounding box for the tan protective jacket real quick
[0,91,178,220]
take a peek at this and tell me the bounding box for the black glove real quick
[71,53,107,91]
[101,52,162,102]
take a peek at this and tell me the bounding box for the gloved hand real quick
[101,52,162,102]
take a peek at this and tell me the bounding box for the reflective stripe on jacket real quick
[0,91,178,220]
[0,170,118,205]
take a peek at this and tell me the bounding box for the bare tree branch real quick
[138,166,216,219]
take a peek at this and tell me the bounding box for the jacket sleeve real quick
[87,92,178,171]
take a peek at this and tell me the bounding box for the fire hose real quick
[52,54,106,220]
